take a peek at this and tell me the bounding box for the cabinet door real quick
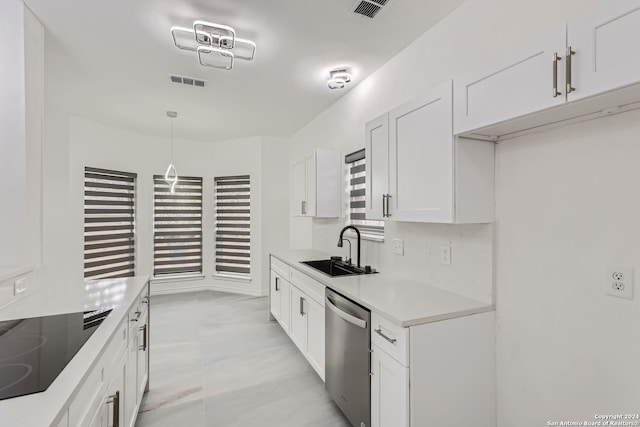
[289,286,308,354]
[365,113,389,221]
[292,159,306,216]
[269,271,282,320]
[306,297,325,381]
[105,354,126,427]
[136,310,149,406]
[371,346,409,427]
[124,332,138,427]
[304,155,316,216]
[568,0,640,102]
[453,25,566,134]
[389,80,454,223]
[279,278,291,333]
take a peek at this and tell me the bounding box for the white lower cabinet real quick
[269,271,291,332]
[105,352,126,427]
[371,311,496,427]
[64,284,150,427]
[289,285,308,354]
[371,345,409,427]
[270,261,325,381]
[305,297,325,381]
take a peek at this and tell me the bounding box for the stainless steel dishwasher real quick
[325,288,371,427]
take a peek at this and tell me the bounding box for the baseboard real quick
[150,282,267,297]
[207,284,268,297]
[150,283,211,296]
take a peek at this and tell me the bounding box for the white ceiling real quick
[24,0,464,142]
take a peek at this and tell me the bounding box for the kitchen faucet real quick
[337,225,361,268]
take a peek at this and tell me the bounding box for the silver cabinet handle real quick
[326,296,367,329]
[566,46,575,94]
[130,311,141,322]
[552,52,561,97]
[299,296,305,316]
[382,194,387,217]
[275,277,279,291]
[142,296,150,304]
[301,200,306,215]
[106,391,120,427]
[138,324,147,351]
[385,194,391,218]
[374,328,397,344]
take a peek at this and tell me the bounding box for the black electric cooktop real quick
[0,308,112,400]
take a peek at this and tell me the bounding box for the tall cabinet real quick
[366,80,495,224]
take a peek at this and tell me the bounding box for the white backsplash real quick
[311,218,494,304]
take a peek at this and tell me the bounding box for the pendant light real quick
[165,111,178,194]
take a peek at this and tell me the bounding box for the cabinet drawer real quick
[289,268,325,306]
[271,256,290,279]
[371,313,409,367]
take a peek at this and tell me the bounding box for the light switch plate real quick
[392,238,404,256]
[440,246,451,265]
[14,277,27,295]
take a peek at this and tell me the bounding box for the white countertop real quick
[271,250,494,327]
[0,276,149,426]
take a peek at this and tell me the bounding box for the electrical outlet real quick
[605,266,633,299]
[14,277,27,295]
[392,238,404,256]
[440,246,451,265]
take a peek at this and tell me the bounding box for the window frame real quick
[83,166,137,281]
[152,175,203,278]
[214,175,251,281]
[345,149,384,242]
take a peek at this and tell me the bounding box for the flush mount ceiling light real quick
[171,20,256,70]
[328,69,352,90]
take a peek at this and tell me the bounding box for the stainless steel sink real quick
[300,259,376,277]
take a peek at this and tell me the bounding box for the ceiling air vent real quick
[351,0,388,18]
[169,74,207,88]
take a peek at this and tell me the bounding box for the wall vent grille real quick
[169,75,207,87]
[351,0,388,18]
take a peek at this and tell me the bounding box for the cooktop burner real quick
[0,309,112,400]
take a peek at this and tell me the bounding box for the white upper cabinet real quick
[365,114,389,221]
[366,80,495,224]
[291,159,307,216]
[454,25,567,135]
[568,0,640,102]
[291,149,340,218]
[454,0,640,141]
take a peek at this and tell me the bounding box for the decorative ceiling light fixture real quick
[165,111,178,194]
[328,69,352,90]
[170,20,256,70]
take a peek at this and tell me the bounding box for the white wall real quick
[495,110,640,425]
[288,0,639,423]
[0,1,43,269]
[43,114,287,296]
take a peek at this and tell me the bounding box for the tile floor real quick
[135,291,350,427]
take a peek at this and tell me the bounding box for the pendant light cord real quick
[170,118,174,161]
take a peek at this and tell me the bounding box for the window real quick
[214,175,251,278]
[153,175,203,276]
[84,167,137,280]
[346,149,384,240]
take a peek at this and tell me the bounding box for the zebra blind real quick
[153,175,203,276]
[84,167,137,280]
[215,175,251,277]
[346,149,384,239]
